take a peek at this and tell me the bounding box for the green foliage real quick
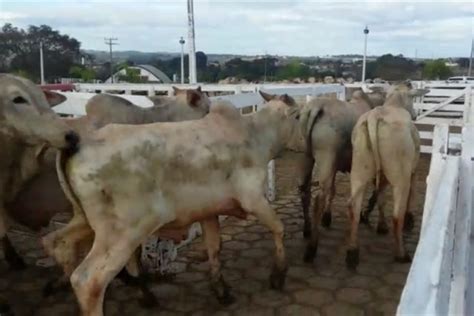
[275,60,311,80]
[369,54,418,80]
[69,65,96,82]
[11,69,33,80]
[423,59,453,79]
[0,23,81,82]
[117,65,145,83]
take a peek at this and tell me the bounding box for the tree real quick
[423,59,452,80]
[117,64,145,83]
[275,60,311,80]
[69,65,96,82]
[372,54,418,80]
[0,23,81,82]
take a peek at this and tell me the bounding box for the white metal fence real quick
[397,124,474,315]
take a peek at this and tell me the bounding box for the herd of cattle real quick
[0,74,428,315]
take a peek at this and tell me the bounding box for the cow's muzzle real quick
[64,130,80,155]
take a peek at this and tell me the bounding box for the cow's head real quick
[172,86,210,120]
[259,90,305,152]
[386,82,429,120]
[0,74,79,151]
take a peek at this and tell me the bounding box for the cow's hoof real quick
[211,277,234,306]
[138,293,159,309]
[0,301,11,316]
[376,221,389,235]
[395,253,412,263]
[4,245,26,271]
[303,243,318,263]
[360,212,370,225]
[303,225,311,239]
[345,248,359,271]
[216,292,235,306]
[404,213,415,232]
[269,265,287,290]
[321,212,332,228]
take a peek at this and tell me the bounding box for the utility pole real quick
[187,0,197,84]
[179,36,186,84]
[104,37,119,83]
[39,41,45,85]
[469,38,473,77]
[362,26,369,83]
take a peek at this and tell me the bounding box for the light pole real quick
[187,0,197,84]
[179,36,185,84]
[39,41,45,85]
[469,38,473,77]
[362,26,369,83]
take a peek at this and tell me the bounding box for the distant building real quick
[105,64,172,83]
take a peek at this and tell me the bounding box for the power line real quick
[104,37,119,83]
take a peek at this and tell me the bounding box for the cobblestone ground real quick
[1,152,430,316]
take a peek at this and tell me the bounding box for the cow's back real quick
[86,94,147,128]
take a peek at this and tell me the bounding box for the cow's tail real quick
[56,150,85,217]
[367,113,382,190]
[299,102,324,158]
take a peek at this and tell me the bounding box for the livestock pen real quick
[2,82,472,315]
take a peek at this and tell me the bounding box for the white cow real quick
[0,74,79,313]
[346,83,423,269]
[44,92,302,315]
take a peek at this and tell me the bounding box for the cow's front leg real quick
[0,204,25,270]
[3,234,26,270]
[201,216,233,305]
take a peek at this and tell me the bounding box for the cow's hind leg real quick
[346,133,375,270]
[117,248,158,308]
[360,188,377,225]
[346,176,370,270]
[392,182,411,263]
[321,172,336,228]
[202,216,233,305]
[403,176,416,232]
[299,156,314,239]
[241,195,287,290]
[304,154,336,262]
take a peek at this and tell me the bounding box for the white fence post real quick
[448,124,474,315]
[463,86,473,124]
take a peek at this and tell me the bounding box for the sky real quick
[0,0,472,58]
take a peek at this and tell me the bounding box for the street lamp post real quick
[40,41,45,85]
[187,0,197,84]
[179,36,186,84]
[362,26,369,83]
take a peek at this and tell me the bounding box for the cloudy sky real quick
[0,0,472,58]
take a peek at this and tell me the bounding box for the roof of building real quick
[136,64,172,83]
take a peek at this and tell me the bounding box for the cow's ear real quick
[187,90,201,107]
[172,86,181,94]
[279,93,295,106]
[259,90,275,102]
[43,90,66,107]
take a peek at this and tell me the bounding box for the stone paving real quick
[0,152,430,316]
